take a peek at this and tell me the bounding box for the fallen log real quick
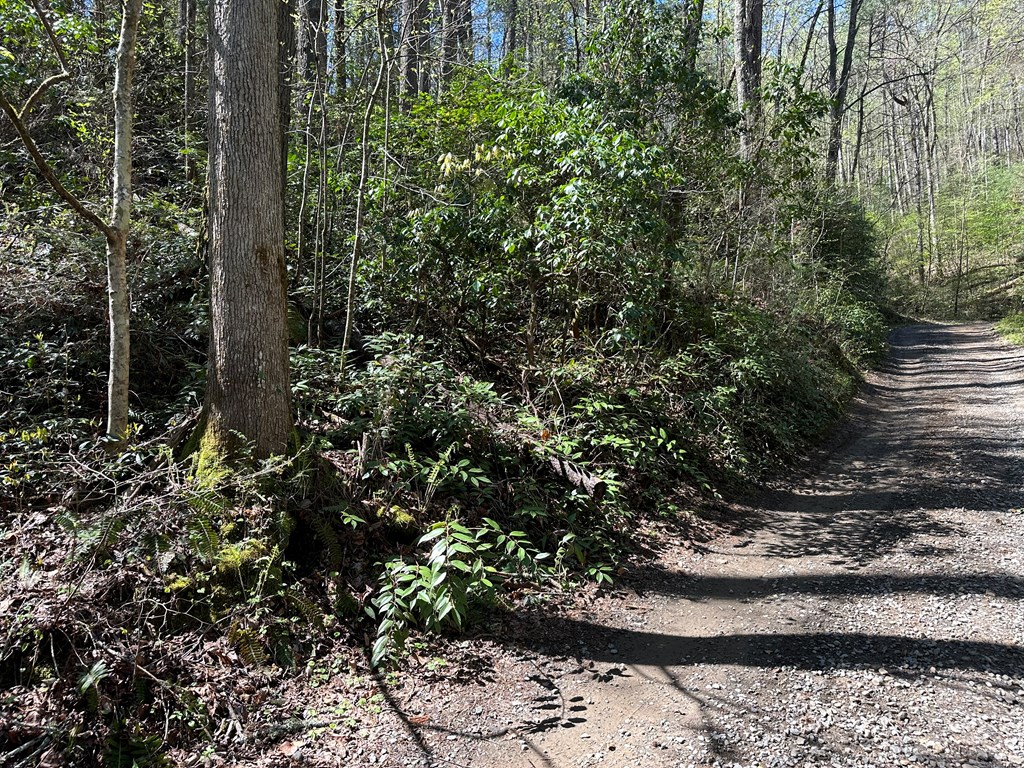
[547,455,608,501]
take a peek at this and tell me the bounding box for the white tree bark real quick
[106,0,144,441]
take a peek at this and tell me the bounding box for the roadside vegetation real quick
[995,314,1024,345]
[2,0,1022,763]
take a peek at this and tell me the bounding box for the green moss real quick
[379,505,420,541]
[215,538,270,574]
[165,575,192,591]
[191,426,232,488]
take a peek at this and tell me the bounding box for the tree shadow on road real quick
[722,323,1024,563]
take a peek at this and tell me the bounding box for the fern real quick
[103,723,169,768]
[228,621,269,666]
[93,512,131,556]
[79,660,110,698]
[186,488,230,519]
[287,591,323,628]
[143,532,175,573]
[187,515,219,562]
[66,509,136,562]
[55,510,77,533]
[309,511,344,567]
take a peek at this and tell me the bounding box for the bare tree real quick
[824,0,863,185]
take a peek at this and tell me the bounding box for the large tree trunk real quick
[205,0,292,459]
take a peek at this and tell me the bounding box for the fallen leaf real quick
[277,740,304,756]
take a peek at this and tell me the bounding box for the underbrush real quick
[995,314,1024,346]
[289,295,880,661]
[882,165,1024,321]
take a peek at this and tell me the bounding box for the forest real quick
[2,0,1023,764]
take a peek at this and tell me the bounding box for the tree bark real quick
[106,0,144,441]
[825,0,863,186]
[733,0,762,159]
[205,0,292,458]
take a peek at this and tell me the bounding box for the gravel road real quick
[417,323,1024,768]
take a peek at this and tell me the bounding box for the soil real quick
[234,322,1024,768]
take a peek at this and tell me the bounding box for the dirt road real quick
[376,323,1023,768]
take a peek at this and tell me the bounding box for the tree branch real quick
[844,71,929,112]
[0,90,114,240]
[19,71,69,117]
[29,0,70,72]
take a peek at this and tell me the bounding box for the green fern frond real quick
[309,511,344,567]
[288,591,323,628]
[228,622,269,667]
[94,512,130,555]
[103,723,170,768]
[188,515,219,562]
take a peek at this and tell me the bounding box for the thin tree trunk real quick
[342,1,389,372]
[181,0,197,180]
[106,0,144,441]
[683,0,705,69]
[798,0,824,79]
[441,0,470,84]
[334,0,347,91]
[849,13,874,185]
[279,0,295,214]
[734,0,763,160]
[504,0,518,58]
[0,0,141,444]
[825,0,862,185]
[399,0,428,99]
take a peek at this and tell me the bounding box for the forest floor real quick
[247,322,1024,768]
